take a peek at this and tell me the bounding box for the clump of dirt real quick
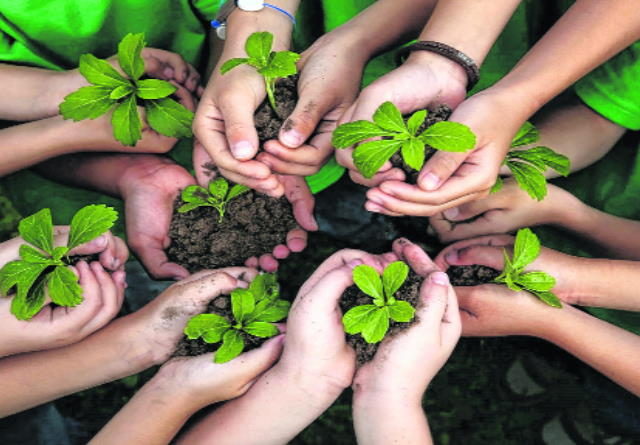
[339,271,423,366]
[447,265,500,286]
[391,104,452,184]
[173,295,265,357]
[255,74,298,142]
[167,191,297,272]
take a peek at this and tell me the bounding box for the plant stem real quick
[265,79,280,118]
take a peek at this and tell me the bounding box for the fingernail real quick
[444,207,459,220]
[445,250,458,264]
[368,195,383,205]
[380,185,396,197]
[366,203,381,213]
[231,141,254,160]
[347,259,363,269]
[163,67,174,79]
[112,258,120,270]
[431,272,449,285]
[395,237,410,246]
[281,129,303,148]
[91,235,107,248]
[420,172,440,191]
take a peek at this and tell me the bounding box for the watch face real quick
[237,0,264,12]
[216,24,227,40]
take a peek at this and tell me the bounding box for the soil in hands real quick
[340,271,423,366]
[447,265,500,286]
[255,74,298,142]
[391,104,452,184]
[173,295,265,357]
[167,191,297,271]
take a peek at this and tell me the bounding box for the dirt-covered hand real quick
[0,261,126,358]
[435,234,585,305]
[125,267,258,366]
[429,180,575,242]
[365,90,522,217]
[336,51,468,189]
[245,175,317,272]
[117,156,196,280]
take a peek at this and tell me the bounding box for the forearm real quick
[178,366,341,445]
[353,393,432,445]
[491,0,640,118]
[0,315,154,417]
[540,305,640,396]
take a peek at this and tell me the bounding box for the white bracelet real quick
[212,0,296,40]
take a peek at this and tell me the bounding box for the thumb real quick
[418,151,468,191]
[282,175,317,231]
[443,245,507,270]
[170,271,239,310]
[65,233,109,256]
[296,262,358,314]
[221,334,285,382]
[279,87,334,148]
[219,92,260,161]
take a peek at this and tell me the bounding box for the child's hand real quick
[429,180,579,242]
[434,235,586,306]
[0,261,126,357]
[354,239,461,400]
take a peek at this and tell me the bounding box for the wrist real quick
[353,385,424,410]
[115,155,184,198]
[405,50,468,94]
[271,361,348,406]
[222,7,295,56]
[46,70,87,116]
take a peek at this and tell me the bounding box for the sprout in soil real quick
[183,273,289,363]
[60,33,194,146]
[0,205,118,320]
[178,177,250,223]
[342,261,416,343]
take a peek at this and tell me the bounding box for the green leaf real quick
[227,184,251,201]
[20,245,54,265]
[361,308,390,343]
[508,160,548,201]
[52,247,70,261]
[112,94,142,146]
[419,121,476,152]
[244,321,279,338]
[353,139,404,179]
[118,33,146,80]
[532,290,563,308]
[512,146,571,177]
[490,176,504,194]
[231,288,255,323]
[178,202,206,213]
[18,208,54,254]
[251,299,290,323]
[78,53,129,88]
[342,304,378,334]
[145,97,194,139]
[401,138,426,171]
[382,261,409,299]
[184,313,231,340]
[67,205,118,250]
[388,300,415,323]
[372,102,406,134]
[332,121,392,148]
[511,228,540,272]
[0,261,48,299]
[511,122,540,147]
[208,178,229,201]
[11,275,47,321]
[109,84,134,100]
[504,273,522,292]
[59,86,115,120]
[135,79,177,100]
[260,51,300,79]
[250,273,280,302]
[214,329,245,363]
[352,265,384,300]
[516,271,556,292]
[47,266,83,307]
[245,32,273,64]
[407,110,427,135]
[181,185,209,203]
[220,57,249,74]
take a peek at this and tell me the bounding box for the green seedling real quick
[342,261,416,343]
[491,122,570,200]
[220,31,300,115]
[60,33,194,146]
[178,177,250,223]
[184,273,289,363]
[494,228,562,308]
[332,101,476,179]
[0,205,118,320]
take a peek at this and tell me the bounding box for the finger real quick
[97,233,129,271]
[417,272,451,339]
[437,210,511,243]
[258,254,279,272]
[193,142,218,186]
[66,233,109,256]
[258,153,320,176]
[296,263,357,313]
[186,64,201,92]
[245,257,259,268]
[218,92,260,161]
[444,245,507,270]
[418,150,469,192]
[179,267,257,285]
[441,281,461,347]
[272,245,290,260]
[279,86,335,148]
[145,49,190,83]
[297,249,376,296]
[263,140,328,167]
[441,194,502,222]
[391,238,439,277]
[350,167,405,189]
[364,201,404,217]
[218,167,283,196]
[171,82,197,112]
[171,271,239,309]
[281,175,318,231]
[133,242,190,280]
[55,261,102,324]
[80,262,123,332]
[367,187,487,217]
[378,175,492,206]
[285,228,307,253]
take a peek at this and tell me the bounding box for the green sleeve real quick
[575,41,640,131]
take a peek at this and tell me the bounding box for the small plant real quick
[221,31,300,115]
[492,122,571,200]
[178,178,250,223]
[332,101,476,179]
[0,205,118,320]
[184,273,289,363]
[494,228,562,307]
[60,33,194,146]
[342,261,416,343]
